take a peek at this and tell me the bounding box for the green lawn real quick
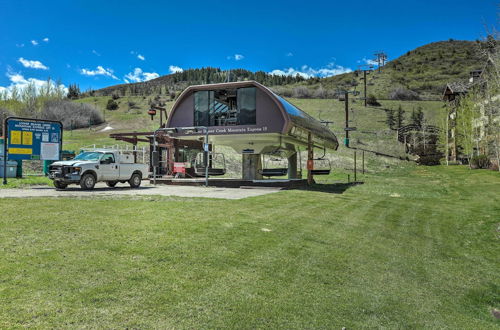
[0,166,499,328]
[0,176,51,189]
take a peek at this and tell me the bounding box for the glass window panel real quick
[101,153,115,163]
[194,91,209,126]
[195,88,256,127]
[237,87,256,125]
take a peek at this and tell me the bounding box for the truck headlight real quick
[72,167,81,174]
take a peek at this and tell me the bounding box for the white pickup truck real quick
[48,149,149,190]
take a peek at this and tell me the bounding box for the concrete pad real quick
[0,181,282,200]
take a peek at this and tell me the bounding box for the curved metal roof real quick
[274,95,338,148]
[167,81,338,150]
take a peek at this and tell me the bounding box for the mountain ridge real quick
[86,39,484,101]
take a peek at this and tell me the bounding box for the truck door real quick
[99,153,119,180]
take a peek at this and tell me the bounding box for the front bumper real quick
[48,166,81,183]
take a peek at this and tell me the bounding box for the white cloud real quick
[270,68,309,79]
[286,52,293,57]
[16,43,25,48]
[0,71,67,97]
[43,37,49,42]
[361,58,378,67]
[227,54,244,61]
[124,67,159,83]
[8,72,27,84]
[130,51,146,61]
[18,57,49,70]
[169,65,183,73]
[31,40,38,46]
[143,72,159,81]
[80,66,118,79]
[92,50,101,56]
[270,63,352,78]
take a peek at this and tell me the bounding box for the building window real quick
[194,87,256,126]
[194,90,209,126]
[237,87,256,125]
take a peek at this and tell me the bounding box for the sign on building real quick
[4,117,63,161]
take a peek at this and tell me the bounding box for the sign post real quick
[3,117,63,184]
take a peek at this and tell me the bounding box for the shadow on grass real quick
[296,181,364,194]
[31,185,155,192]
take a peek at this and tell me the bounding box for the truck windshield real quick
[73,152,103,161]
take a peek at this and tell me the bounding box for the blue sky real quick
[0,0,498,93]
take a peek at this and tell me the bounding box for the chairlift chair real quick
[310,148,332,175]
[193,152,226,176]
[259,155,288,178]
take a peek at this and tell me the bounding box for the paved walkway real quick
[0,182,282,200]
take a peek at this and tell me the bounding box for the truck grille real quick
[49,165,72,178]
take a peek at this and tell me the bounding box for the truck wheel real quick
[129,173,142,188]
[80,173,96,190]
[106,181,118,187]
[54,181,67,190]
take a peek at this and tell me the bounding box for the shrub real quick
[389,87,421,101]
[42,100,103,129]
[417,155,441,166]
[313,86,327,99]
[271,86,293,98]
[471,155,491,169]
[127,101,140,110]
[111,92,120,100]
[366,94,381,106]
[106,99,119,110]
[292,86,312,98]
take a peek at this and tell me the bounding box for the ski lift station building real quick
[157,81,339,181]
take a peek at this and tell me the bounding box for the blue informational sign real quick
[5,118,62,161]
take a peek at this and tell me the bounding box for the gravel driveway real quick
[0,182,282,200]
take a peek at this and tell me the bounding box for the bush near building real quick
[106,99,119,110]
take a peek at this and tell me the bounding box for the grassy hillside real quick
[1,165,499,328]
[88,40,483,102]
[299,40,483,100]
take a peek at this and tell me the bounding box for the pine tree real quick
[396,105,405,128]
[411,106,424,128]
[386,109,396,130]
[67,84,80,99]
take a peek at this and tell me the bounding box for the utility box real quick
[0,160,17,178]
[1,139,23,178]
[120,152,134,164]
